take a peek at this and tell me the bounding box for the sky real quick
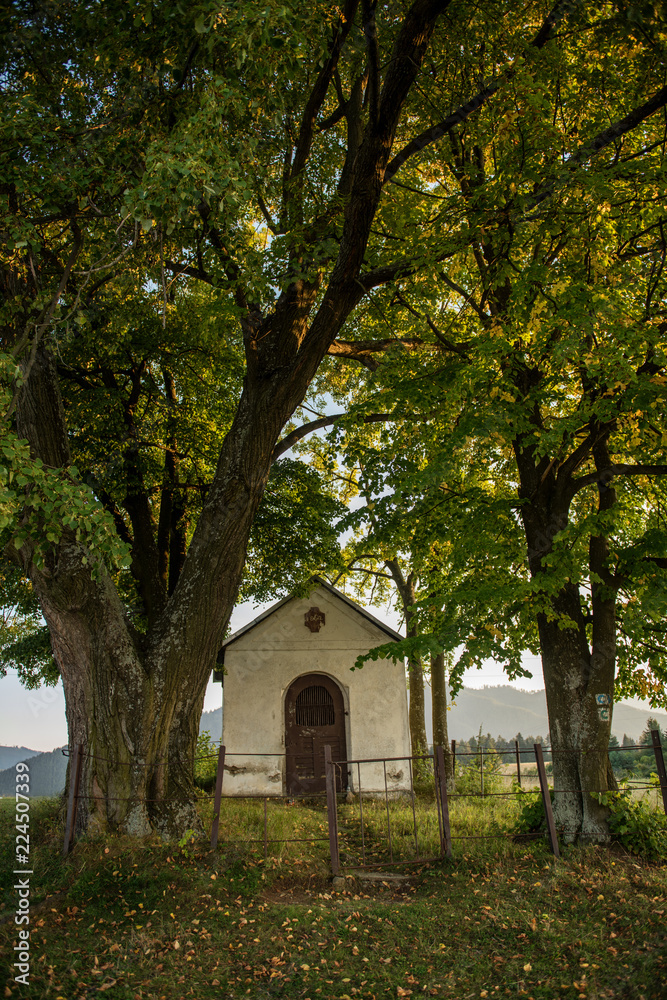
[0,592,653,753]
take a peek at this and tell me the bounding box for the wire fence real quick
[61,732,667,870]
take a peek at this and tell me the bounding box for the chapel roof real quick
[220,576,403,652]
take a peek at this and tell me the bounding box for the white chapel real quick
[213,579,412,796]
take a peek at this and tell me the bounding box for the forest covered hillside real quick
[0,746,67,797]
[0,746,39,770]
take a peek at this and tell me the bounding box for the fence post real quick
[534,742,559,859]
[324,745,340,877]
[435,745,452,858]
[63,743,83,857]
[650,729,667,816]
[514,739,522,789]
[480,745,484,797]
[210,744,226,850]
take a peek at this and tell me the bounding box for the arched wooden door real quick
[285,674,348,795]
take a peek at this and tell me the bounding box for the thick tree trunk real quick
[14,347,303,836]
[520,489,618,841]
[537,593,616,842]
[431,651,453,782]
[40,554,204,838]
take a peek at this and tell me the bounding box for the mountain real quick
[200,707,222,742]
[439,687,550,742]
[199,687,667,747]
[428,686,667,744]
[0,746,40,770]
[0,747,67,797]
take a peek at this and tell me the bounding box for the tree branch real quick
[362,0,380,127]
[644,556,667,570]
[555,428,600,497]
[327,336,425,368]
[571,463,667,497]
[256,192,279,235]
[384,0,571,183]
[272,411,394,460]
[163,259,214,285]
[289,0,359,187]
[528,84,667,215]
[8,224,84,418]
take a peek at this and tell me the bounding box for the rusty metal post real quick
[534,742,559,858]
[383,759,393,862]
[650,729,667,816]
[408,756,419,857]
[515,739,522,788]
[63,743,83,857]
[357,761,366,866]
[451,739,456,777]
[433,750,444,849]
[324,745,340,876]
[435,745,452,858]
[480,744,484,797]
[210,744,226,850]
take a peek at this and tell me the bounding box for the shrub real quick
[194,730,219,792]
[455,750,506,796]
[597,788,667,862]
[513,790,552,835]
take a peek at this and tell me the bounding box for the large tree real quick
[2,0,461,835]
[326,1,667,839]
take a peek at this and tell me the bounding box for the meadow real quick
[1,792,666,1000]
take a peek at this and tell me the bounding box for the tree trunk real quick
[520,489,618,841]
[384,560,428,758]
[431,651,453,783]
[537,595,616,842]
[408,653,428,758]
[40,556,204,838]
[14,346,312,836]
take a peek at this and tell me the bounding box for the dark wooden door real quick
[285,674,347,795]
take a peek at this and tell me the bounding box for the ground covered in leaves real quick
[1,798,666,1000]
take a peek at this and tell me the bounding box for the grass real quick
[1,794,666,1000]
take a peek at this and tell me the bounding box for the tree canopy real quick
[2,0,667,839]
